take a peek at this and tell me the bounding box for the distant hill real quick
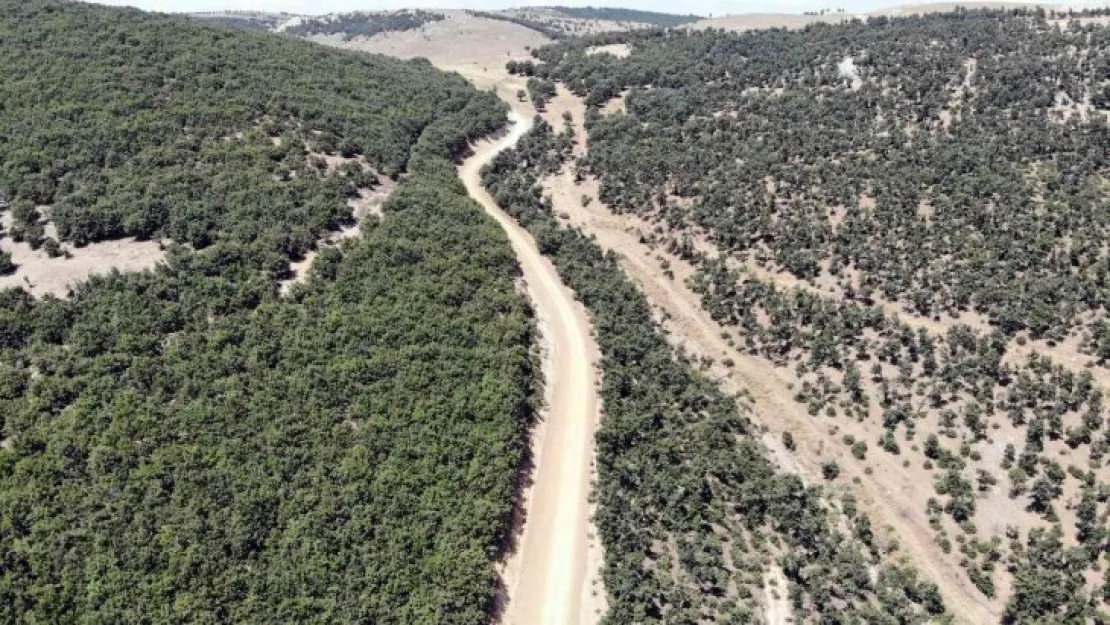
[192,6,700,41]
[193,3,1068,43]
[283,9,445,41]
[689,1,1064,31]
[545,5,702,26]
[189,10,293,32]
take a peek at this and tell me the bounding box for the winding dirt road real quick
[299,31,606,624]
[458,109,605,625]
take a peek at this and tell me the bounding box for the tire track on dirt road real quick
[458,108,605,625]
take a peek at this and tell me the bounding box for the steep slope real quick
[482,112,948,624]
[528,8,1110,621]
[0,2,536,623]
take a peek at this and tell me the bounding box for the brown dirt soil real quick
[459,105,606,625]
[585,43,631,58]
[600,90,628,116]
[0,212,165,298]
[762,565,793,625]
[307,10,549,70]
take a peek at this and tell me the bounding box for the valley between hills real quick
[5,2,1110,624]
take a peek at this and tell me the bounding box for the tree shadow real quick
[488,410,541,624]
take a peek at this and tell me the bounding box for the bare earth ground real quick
[585,43,631,58]
[308,10,548,69]
[0,212,165,298]
[762,566,792,625]
[538,85,1001,624]
[281,172,396,294]
[458,105,606,625]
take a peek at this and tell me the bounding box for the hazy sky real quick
[91,0,1049,18]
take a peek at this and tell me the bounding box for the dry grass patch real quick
[586,43,631,58]
[0,212,165,298]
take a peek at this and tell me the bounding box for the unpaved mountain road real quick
[458,105,605,625]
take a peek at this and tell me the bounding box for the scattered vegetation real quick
[545,6,701,27]
[468,10,568,40]
[482,116,946,623]
[537,11,1110,340]
[470,6,697,40]
[526,7,1110,619]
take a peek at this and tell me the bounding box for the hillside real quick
[521,7,1110,621]
[195,6,702,45]
[543,6,701,26]
[0,1,537,623]
[482,108,950,625]
[687,2,1066,32]
[476,6,698,38]
[297,9,549,72]
[10,2,1110,624]
[195,3,964,622]
[188,10,291,31]
[283,9,446,40]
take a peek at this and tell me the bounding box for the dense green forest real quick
[191,12,286,32]
[517,8,1110,620]
[0,2,535,623]
[468,9,570,40]
[545,6,702,26]
[482,117,946,623]
[284,10,444,41]
[0,2,495,251]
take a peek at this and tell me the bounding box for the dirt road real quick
[458,109,605,625]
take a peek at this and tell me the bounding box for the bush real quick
[851,440,868,460]
[0,251,14,275]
